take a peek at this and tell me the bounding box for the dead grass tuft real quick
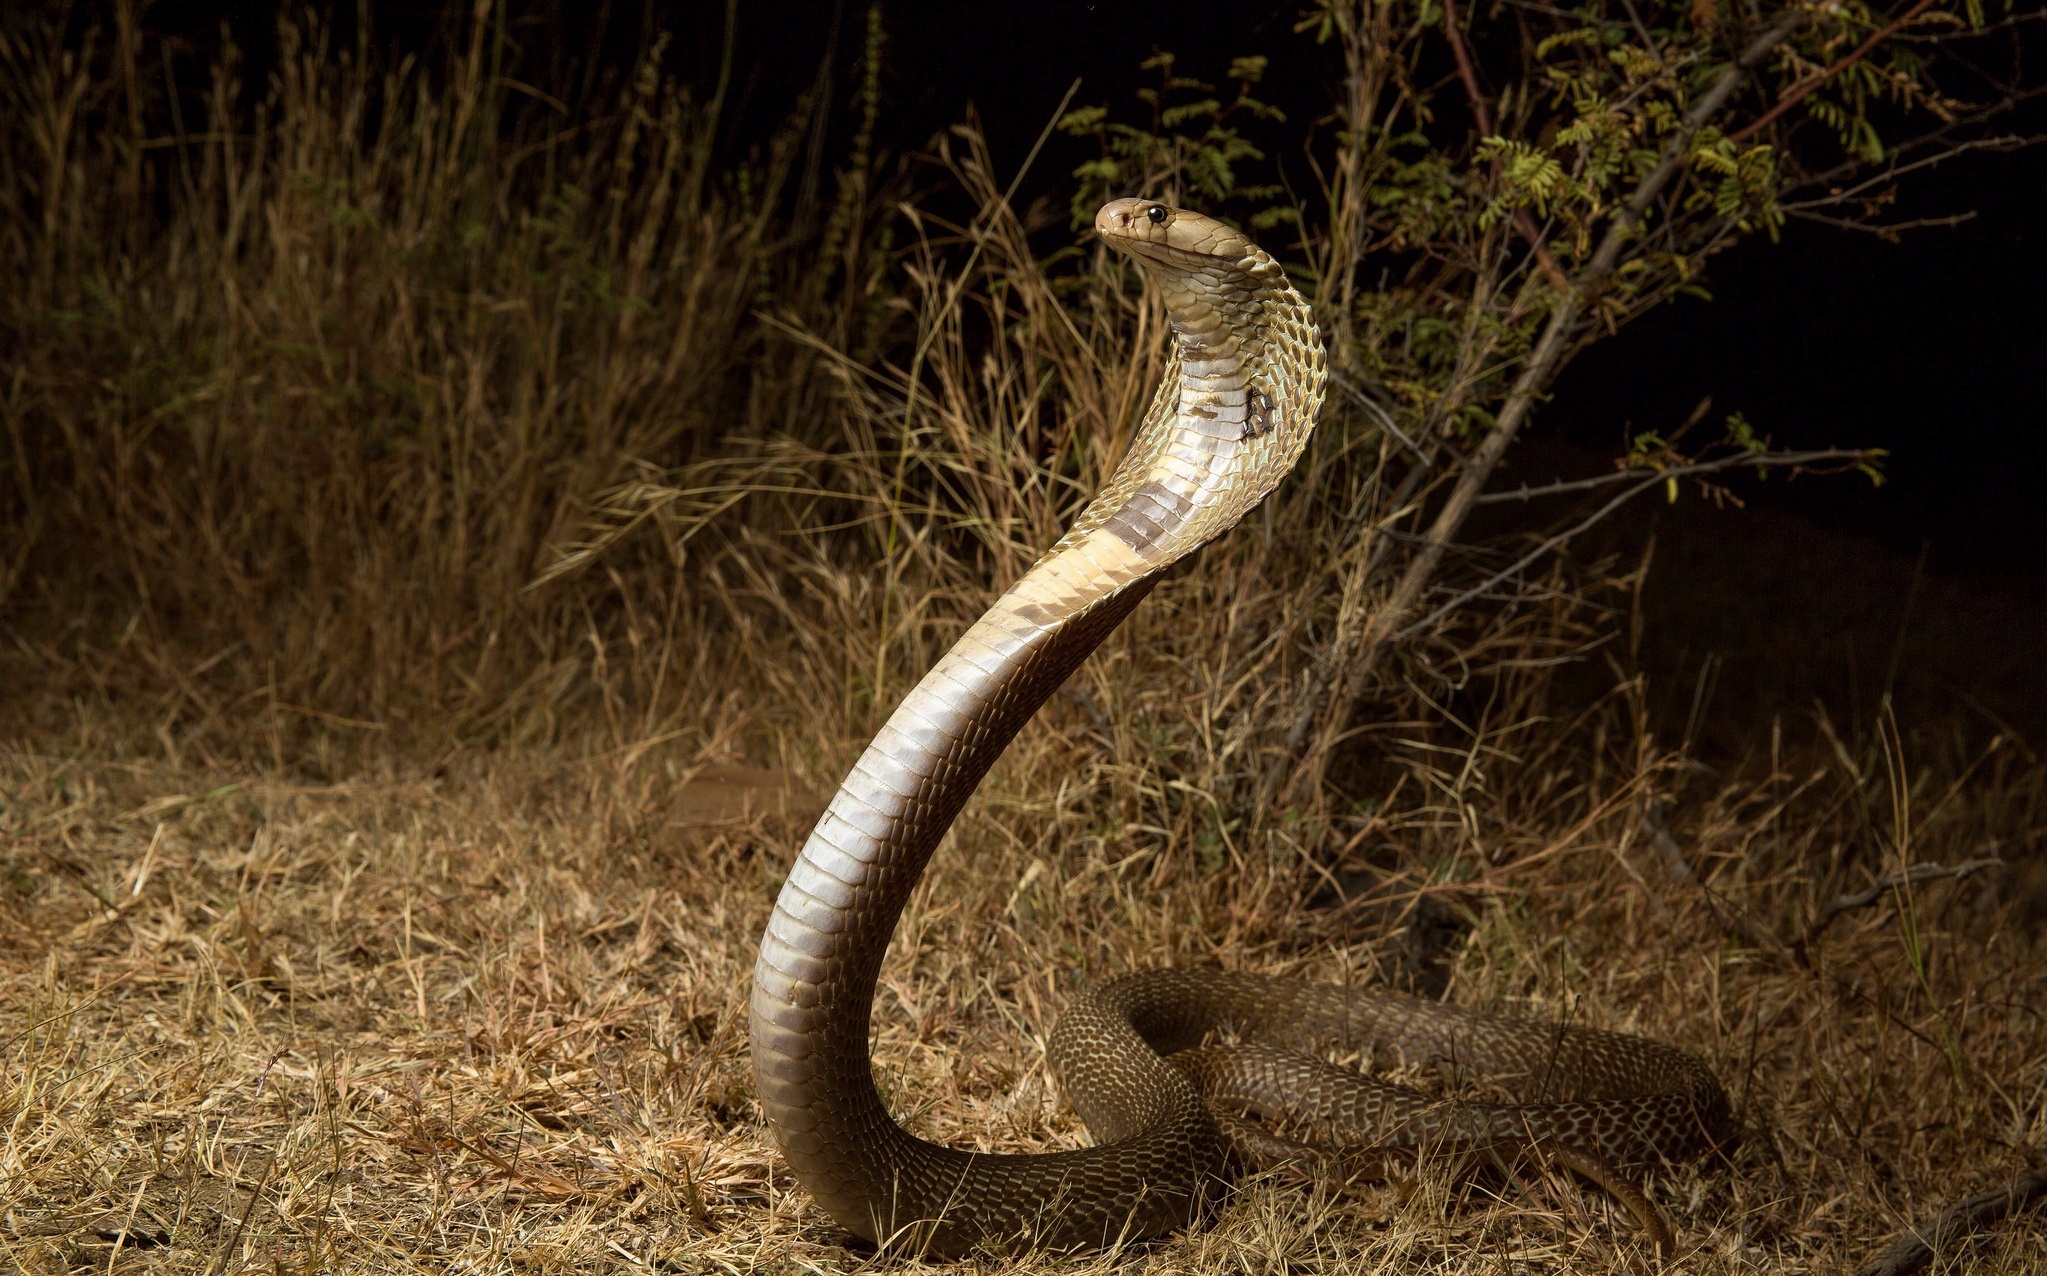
[5,681,2044,1273]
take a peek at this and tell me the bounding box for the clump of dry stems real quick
[2,4,2042,1274]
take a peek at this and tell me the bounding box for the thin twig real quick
[1394,475,1664,643]
[1894,8,2047,40]
[1396,443,1870,642]
[1441,0,1571,292]
[1790,86,2047,197]
[1782,134,2039,212]
[1785,209,1979,236]
[1654,809,2014,1060]
[1731,0,1943,144]
[1329,368,1428,462]
[1639,795,1808,960]
[1472,447,1870,504]
[1802,855,2004,944]
[1440,0,1494,136]
[1285,6,1814,791]
[1613,0,1656,50]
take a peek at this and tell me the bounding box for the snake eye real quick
[1145,204,1168,225]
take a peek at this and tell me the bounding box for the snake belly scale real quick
[748,199,1733,1255]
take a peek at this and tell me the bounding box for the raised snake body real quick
[749,199,1733,1255]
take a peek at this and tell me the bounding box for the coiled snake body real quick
[750,199,1732,1255]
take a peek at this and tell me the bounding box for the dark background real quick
[129,0,2047,740]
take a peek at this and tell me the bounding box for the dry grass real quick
[4,5,2044,1273]
[5,677,2045,1274]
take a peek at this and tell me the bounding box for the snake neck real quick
[749,541,1155,1208]
[1060,273,1317,569]
[748,202,1326,1247]
[750,302,1271,1154]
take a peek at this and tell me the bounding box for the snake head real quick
[1094,198,1259,267]
[1080,198,1328,562]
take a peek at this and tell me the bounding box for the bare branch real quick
[1402,443,1870,643]
[1786,208,1979,236]
[1895,7,2047,41]
[1396,471,1680,643]
[1441,0,1572,291]
[1330,368,1430,463]
[1803,855,2004,943]
[1497,0,1631,26]
[1473,447,1872,505]
[1731,0,1944,145]
[1284,5,1816,782]
[1784,133,2044,212]
[1613,0,1657,51]
[1856,1165,2047,1276]
[1401,445,1877,640]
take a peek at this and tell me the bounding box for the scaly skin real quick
[747,199,1728,1256]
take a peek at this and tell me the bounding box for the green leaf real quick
[1057,106,1107,135]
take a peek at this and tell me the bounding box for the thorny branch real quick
[1855,1166,2047,1276]
[1642,797,2029,1256]
[1802,854,2005,945]
[1284,6,1815,792]
[1393,448,1875,644]
[1787,208,1976,235]
[1442,0,1572,291]
[1730,0,1944,145]
[1278,0,2044,799]
[1471,447,1873,505]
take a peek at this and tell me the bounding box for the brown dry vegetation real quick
[3,7,2044,1275]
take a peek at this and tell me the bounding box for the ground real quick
[4,696,2041,1274]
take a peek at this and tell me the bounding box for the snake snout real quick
[1096,198,1258,270]
[1094,197,1165,238]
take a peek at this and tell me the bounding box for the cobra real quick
[748,198,1733,1255]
